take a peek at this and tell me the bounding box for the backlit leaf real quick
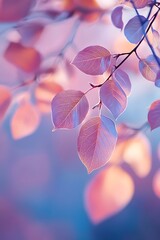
[148,100,160,130]
[11,101,40,139]
[0,85,12,122]
[51,90,89,129]
[4,42,41,73]
[124,15,148,44]
[85,166,134,223]
[139,55,160,82]
[113,69,131,96]
[123,133,151,178]
[100,80,127,119]
[72,46,111,75]
[111,6,123,30]
[77,116,117,173]
[152,169,160,198]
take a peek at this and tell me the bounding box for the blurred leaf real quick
[11,101,40,139]
[35,77,63,113]
[148,100,160,130]
[77,116,117,173]
[0,85,12,122]
[111,6,123,30]
[100,80,127,119]
[4,42,41,73]
[85,166,134,223]
[72,46,111,75]
[51,90,89,129]
[0,0,35,22]
[152,169,160,198]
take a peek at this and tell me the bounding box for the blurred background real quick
[0,0,160,239]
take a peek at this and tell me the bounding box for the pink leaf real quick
[77,116,117,173]
[139,55,159,82]
[85,166,134,223]
[51,90,89,129]
[100,80,127,119]
[0,0,35,22]
[0,85,12,122]
[128,0,150,8]
[4,42,41,73]
[11,101,40,139]
[113,69,131,96]
[111,6,123,30]
[124,15,149,44]
[72,46,111,75]
[148,100,160,130]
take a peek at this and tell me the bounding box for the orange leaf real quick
[0,85,12,122]
[85,166,134,223]
[4,42,41,73]
[152,169,160,199]
[11,101,40,139]
[35,76,63,113]
[123,133,151,178]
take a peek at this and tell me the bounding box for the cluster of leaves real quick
[0,0,160,224]
[51,0,160,174]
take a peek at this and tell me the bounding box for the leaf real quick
[72,46,111,75]
[124,15,149,44]
[11,101,40,139]
[4,42,41,73]
[51,90,89,129]
[148,100,160,130]
[35,76,63,113]
[77,116,117,173]
[85,166,134,223]
[139,55,160,82]
[123,133,151,178]
[0,0,35,22]
[0,85,12,122]
[100,80,127,119]
[113,69,131,96]
[18,22,44,45]
[155,71,160,88]
[152,169,160,199]
[111,6,123,30]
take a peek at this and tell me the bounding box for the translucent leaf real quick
[139,55,160,82]
[148,100,160,130]
[113,69,131,96]
[4,42,41,73]
[124,15,148,44]
[152,29,160,49]
[111,6,123,30]
[35,77,63,113]
[0,0,35,22]
[100,80,127,119]
[51,90,89,129]
[123,133,151,178]
[77,116,117,173]
[0,85,12,122]
[72,46,111,75]
[11,101,40,139]
[85,166,134,223]
[152,169,160,198]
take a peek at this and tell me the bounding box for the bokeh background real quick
[0,0,160,239]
